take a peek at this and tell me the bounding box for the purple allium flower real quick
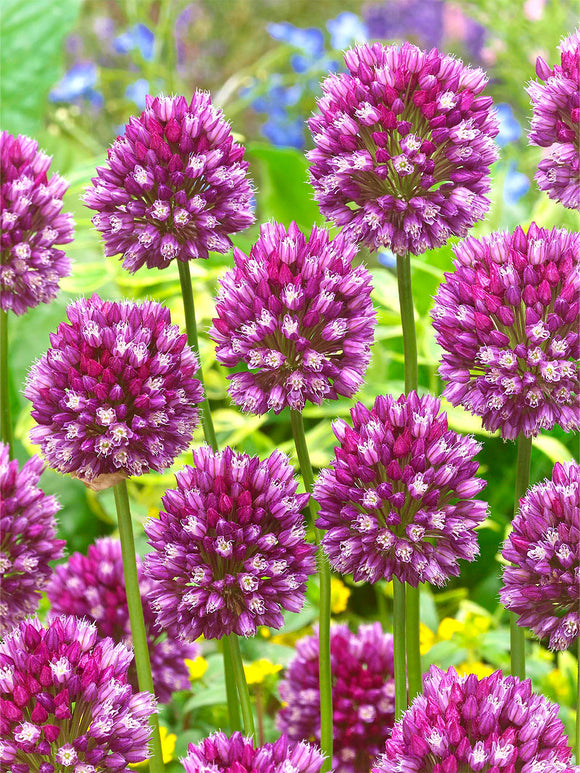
[46,537,198,703]
[25,294,203,490]
[0,615,155,773]
[528,30,580,210]
[144,446,317,640]
[210,221,376,414]
[84,93,255,272]
[182,731,324,773]
[0,444,64,636]
[0,132,74,315]
[372,665,576,773]
[432,223,580,440]
[307,42,498,255]
[314,392,487,587]
[501,462,580,652]
[278,622,395,773]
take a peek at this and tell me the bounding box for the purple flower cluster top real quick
[25,295,203,489]
[314,392,487,587]
[85,93,255,272]
[0,444,64,636]
[0,132,74,315]
[501,461,580,652]
[308,42,498,255]
[144,446,316,641]
[528,29,580,210]
[278,622,395,773]
[211,221,376,414]
[432,223,580,439]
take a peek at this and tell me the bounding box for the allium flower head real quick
[182,732,324,773]
[46,537,198,703]
[0,616,155,773]
[0,444,64,635]
[314,392,487,587]
[25,294,203,489]
[210,221,376,414]
[432,223,580,439]
[501,461,580,652]
[278,622,395,773]
[528,30,580,210]
[308,42,498,255]
[373,665,576,773]
[144,446,317,640]
[0,132,74,314]
[84,93,255,272]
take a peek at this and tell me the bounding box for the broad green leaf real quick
[532,435,575,464]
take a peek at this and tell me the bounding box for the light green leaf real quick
[531,435,575,464]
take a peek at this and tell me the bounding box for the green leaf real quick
[532,435,575,465]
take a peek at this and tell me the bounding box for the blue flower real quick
[125,78,149,110]
[114,23,155,62]
[378,249,397,269]
[503,161,530,205]
[267,22,324,57]
[496,103,521,147]
[262,117,305,149]
[327,12,368,49]
[49,62,98,102]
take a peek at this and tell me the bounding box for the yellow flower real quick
[131,726,176,767]
[546,668,572,703]
[457,661,494,679]
[330,577,351,614]
[185,655,208,681]
[243,658,283,685]
[437,618,464,640]
[466,612,491,635]
[420,622,436,655]
[258,626,271,639]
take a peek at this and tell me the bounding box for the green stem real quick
[0,310,12,453]
[222,640,242,733]
[113,481,164,773]
[227,634,255,736]
[393,577,407,720]
[510,434,532,679]
[177,260,218,452]
[290,409,333,771]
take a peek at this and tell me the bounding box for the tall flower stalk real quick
[0,310,12,450]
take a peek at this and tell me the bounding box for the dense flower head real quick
[432,223,580,440]
[308,42,498,255]
[528,30,580,210]
[210,221,376,414]
[278,622,395,773]
[372,665,576,773]
[144,446,317,641]
[0,444,64,636]
[25,294,203,489]
[0,615,155,773]
[501,462,580,652]
[314,392,486,587]
[182,732,324,773]
[46,537,198,703]
[0,132,74,314]
[84,93,255,272]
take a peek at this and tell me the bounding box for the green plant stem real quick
[177,260,218,452]
[222,639,242,733]
[290,409,333,772]
[227,634,255,736]
[0,310,12,453]
[113,481,164,773]
[510,434,533,679]
[393,578,407,720]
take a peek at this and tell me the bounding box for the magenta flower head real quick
[501,461,580,652]
[182,732,324,773]
[0,444,64,636]
[307,42,498,255]
[144,446,317,641]
[432,223,580,440]
[84,93,255,272]
[314,392,487,587]
[0,615,155,773]
[528,30,580,210]
[372,665,576,773]
[24,294,203,490]
[210,221,376,414]
[0,132,74,315]
[46,537,198,703]
[278,622,395,773]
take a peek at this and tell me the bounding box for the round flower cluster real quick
[501,461,580,652]
[528,30,580,210]
[211,221,376,414]
[85,93,255,272]
[278,623,395,773]
[308,42,498,255]
[182,732,324,773]
[432,223,580,439]
[46,537,198,703]
[0,131,74,314]
[372,666,576,773]
[25,294,203,489]
[0,443,64,635]
[0,616,155,773]
[314,392,487,587]
[145,446,317,640]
